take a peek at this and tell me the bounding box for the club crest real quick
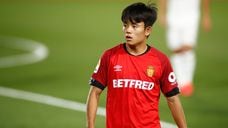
[146,65,154,77]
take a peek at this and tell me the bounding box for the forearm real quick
[202,0,212,31]
[158,0,167,27]
[167,95,187,128]
[86,87,101,128]
[202,0,210,16]
[86,96,97,128]
[158,0,167,15]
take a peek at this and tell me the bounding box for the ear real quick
[145,26,152,37]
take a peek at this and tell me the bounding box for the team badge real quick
[146,65,154,77]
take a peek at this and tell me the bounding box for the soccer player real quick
[86,2,187,128]
[158,0,212,96]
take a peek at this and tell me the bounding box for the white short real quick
[166,19,199,50]
[166,0,200,50]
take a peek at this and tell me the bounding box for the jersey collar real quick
[123,43,151,56]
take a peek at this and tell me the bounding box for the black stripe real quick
[89,78,106,90]
[165,87,180,97]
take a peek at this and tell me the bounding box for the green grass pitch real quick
[0,0,228,127]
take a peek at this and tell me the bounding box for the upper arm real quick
[88,86,103,97]
[89,51,110,90]
[160,56,180,97]
[166,94,180,103]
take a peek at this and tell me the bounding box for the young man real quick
[87,2,187,128]
[158,0,212,96]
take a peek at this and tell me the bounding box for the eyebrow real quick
[122,21,142,25]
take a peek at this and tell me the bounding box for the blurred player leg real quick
[170,48,195,97]
[167,22,198,97]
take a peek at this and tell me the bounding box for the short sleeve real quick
[160,57,180,97]
[89,52,109,90]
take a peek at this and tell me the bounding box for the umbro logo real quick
[114,65,122,72]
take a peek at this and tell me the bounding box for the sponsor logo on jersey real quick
[114,65,122,72]
[113,79,155,90]
[146,65,154,77]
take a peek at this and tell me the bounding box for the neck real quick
[125,42,148,56]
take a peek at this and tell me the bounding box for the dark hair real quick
[121,2,157,27]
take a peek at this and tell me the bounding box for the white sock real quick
[182,50,196,85]
[171,50,196,87]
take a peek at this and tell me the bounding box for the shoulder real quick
[102,43,123,58]
[150,47,169,63]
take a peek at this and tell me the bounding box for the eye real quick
[123,23,127,28]
[132,24,138,28]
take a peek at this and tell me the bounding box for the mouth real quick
[125,35,133,41]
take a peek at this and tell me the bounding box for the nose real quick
[123,25,132,34]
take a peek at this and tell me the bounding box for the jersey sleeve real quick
[160,56,180,97]
[89,51,109,90]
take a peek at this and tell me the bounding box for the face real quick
[123,21,151,46]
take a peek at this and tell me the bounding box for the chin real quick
[126,41,136,45]
[126,41,141,46]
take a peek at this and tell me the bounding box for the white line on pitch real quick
[0,86,104,116]
[0,36,48,68]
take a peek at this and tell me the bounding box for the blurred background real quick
[0,0,228,127]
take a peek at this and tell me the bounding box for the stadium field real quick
[0,0,228,127]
